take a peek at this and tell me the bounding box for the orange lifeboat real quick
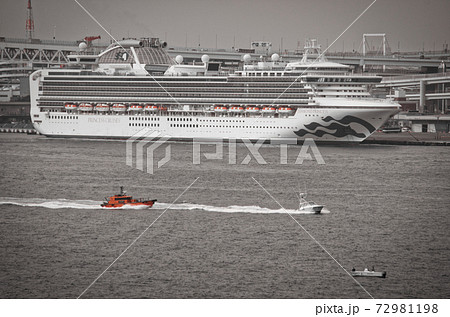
[144,104,158,112]
[79,103,93,111]
[278,107,293,114]
[65,103,77,111]
[262,106,276,113]
[101,186,157,208]
[95,103,110,112]
[129,104,143,111]
[112,104,127,112]
[229,106,244,113]
[245,106,260,113]
[214,106,228,113]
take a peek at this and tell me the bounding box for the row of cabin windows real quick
[169,123,297,130]
[129,116,159,121]
[169,118,256,123]
[41,110,300,120]
[50,115,78,120]
[42,86,307,93]
[40,89,307,96]
[197,118,247,123]
[47,114,315,121]
[317,89,365,93]
[42,80,296,86]
[129,123,160,127]
[168,117,193,122]
[170,124,199,128]
[246,72,284,77]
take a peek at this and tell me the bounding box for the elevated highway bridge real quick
[377,72,450,113]
[1,37,448,80]
[1,37,449,113]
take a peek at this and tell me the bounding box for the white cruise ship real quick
[29,38,400,143]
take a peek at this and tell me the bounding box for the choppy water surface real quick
[0,134,449,298]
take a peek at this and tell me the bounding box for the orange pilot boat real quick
[101,186,157,208]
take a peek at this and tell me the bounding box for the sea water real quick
[0,134,449,298]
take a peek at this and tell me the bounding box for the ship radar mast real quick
[301,39,327,63]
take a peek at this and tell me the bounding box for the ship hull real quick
[31,106,398,143]
[33,109,396,142]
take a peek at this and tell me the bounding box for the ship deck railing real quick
[301,72,380,77]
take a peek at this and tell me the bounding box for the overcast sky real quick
[1,0,449,53]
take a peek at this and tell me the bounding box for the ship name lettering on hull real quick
[87,117,120,124]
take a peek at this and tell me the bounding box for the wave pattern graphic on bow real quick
[294,115,376,138]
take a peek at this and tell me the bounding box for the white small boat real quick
[298,192,323,214]
[351,268,387,278]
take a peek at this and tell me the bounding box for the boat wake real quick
[0,197,329,214]
[0,197,104,209]
[153,202,330,214]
